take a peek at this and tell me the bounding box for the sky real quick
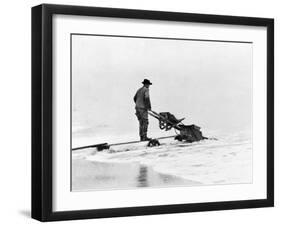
[72,34,252,140]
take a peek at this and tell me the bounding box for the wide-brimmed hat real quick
[142,79,152,85]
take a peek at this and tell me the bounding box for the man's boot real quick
[142,135,151,141]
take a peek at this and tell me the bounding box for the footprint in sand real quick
[191,164,204,167]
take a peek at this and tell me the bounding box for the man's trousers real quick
[135,108,149,140]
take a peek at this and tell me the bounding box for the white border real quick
[53,15,267,211]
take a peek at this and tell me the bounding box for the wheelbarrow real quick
[148,110,207,142]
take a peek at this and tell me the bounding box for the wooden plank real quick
[71,135,176,151]
[72,143,108,151]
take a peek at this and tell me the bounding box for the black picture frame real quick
[32,4,274,222]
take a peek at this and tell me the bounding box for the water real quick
[72,160,200,191]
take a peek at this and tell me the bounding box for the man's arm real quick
[144,89,151,110]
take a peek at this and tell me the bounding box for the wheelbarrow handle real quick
[148,109,157,115]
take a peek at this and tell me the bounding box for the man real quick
[133,79,152,141]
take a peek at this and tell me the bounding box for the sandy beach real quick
[71,129,252,191]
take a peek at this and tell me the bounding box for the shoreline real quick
[72,158,201,192]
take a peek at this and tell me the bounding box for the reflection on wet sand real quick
[72,159,201,191]
[137,165,148,187]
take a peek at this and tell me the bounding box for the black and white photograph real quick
[30,3,274,222]
[71,34,253,191]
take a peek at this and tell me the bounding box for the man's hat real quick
[142,79,152,85]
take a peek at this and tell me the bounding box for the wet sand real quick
[72,159,201,191]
